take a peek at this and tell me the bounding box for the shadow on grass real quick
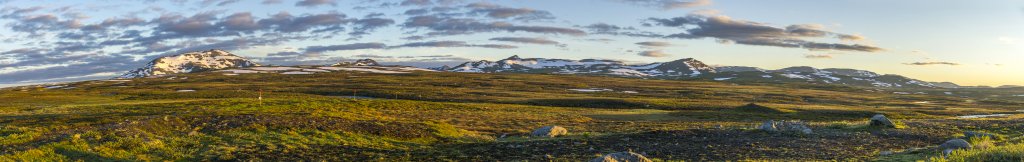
[419,128,940,161]
[668,108,879,122]
[55,147,131,162]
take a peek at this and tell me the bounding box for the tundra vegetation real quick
[1,70,1023,161]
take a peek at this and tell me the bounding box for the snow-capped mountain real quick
[722,66,934,88]
[435,55,937,88]
[120,49,260,78]
[439,55,714,77]
[332,59,380,66]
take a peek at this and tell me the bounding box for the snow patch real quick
[780,74,811,80]
[302,69,331,72]
[282,71,314,75]
[957,114,1011,119]
[251,67,302,71]
[607,69,651,77]
[569,88,613,92]
[318,67,411,74]
[219,69,261,74]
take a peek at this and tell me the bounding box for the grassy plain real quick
[2,70,1023,161]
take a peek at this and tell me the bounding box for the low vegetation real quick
[1,70,1022,161]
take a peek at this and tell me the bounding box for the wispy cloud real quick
[804,54,833,59]
[617,0,712,10]
[647,14,883,52]
[637,50,670,57]
[903,62,960,66]
[635,41,673,47]
[998,37,1020,45]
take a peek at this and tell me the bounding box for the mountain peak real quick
[120,50,260,78]
[505,55,522,60]
[332,59,381,66]
[650,58,716,76]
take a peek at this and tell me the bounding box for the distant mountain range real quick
[119,49,1010,89]
[431,55,715,77]
[432,55,937,88]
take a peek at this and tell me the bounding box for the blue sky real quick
[0,0,1021,87]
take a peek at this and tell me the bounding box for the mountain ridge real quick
[118,50,943,89]
[434,55,937,88]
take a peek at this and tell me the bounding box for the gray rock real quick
[869,114,896,128]
[942,149,955,156]
[590,151,652,162]
[939,139,972,153]
[879,151,893,156]
[531,126,568,138]
[801,128,813,134]
[759,120,777,131]
[758,120,813,135]
[964,131,1000,140]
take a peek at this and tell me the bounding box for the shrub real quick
[930,142,1024,162]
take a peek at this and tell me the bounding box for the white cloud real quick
[998,37,1020,45]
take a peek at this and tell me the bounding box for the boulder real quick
[939,139,972,155]
[590,151,652,162]
[531,126,568,137]
[758,120,777,131]
[869,114,895,128]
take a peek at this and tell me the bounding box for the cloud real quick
[390,41,517,49]
[998,37,1020,45]
[580,23,662,37]
[258,11,350,33]
[636,41,672,47]
[262,0,283,4]
[0,52,141,83]
[618,0,712,10]
[903,62,960,66]
[349,16,396,39]
[637,50,670,57]
[296,0,337,7]
[402,15,586,37]
[647,14,884,52]
[219,12,261,31]
[400,0,433,6]
[352,54,395,58]
[201,0,241,6]
[304,43,388,53]
[489,37,562,46]
[6,14,84,35]
[804,54,832,59]
[465,2,554,21]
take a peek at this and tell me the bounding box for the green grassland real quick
[2,70,1023,161]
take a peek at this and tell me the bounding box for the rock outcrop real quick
[531,126,568,138]
[939,139,972,155]
[590,151,652,162]
[869,114,896,128]
[758,120,813,135]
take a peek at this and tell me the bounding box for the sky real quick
[0,0,1021,87]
